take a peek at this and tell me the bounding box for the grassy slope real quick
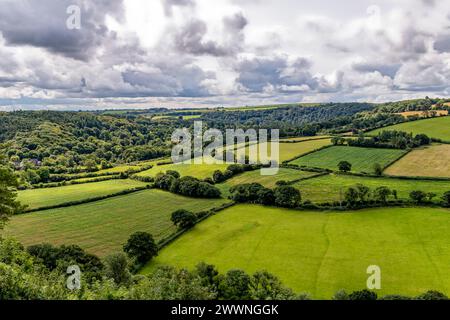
[6,189,229,257]
[293,174,450,203]
[384,144,450,178]
[17,179,148,210]
[289,146,406,173]
[142,204,450,299]
[369,116,450,141]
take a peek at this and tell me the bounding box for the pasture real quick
[289,146,406,173]
[236,138,332,163]
[293,174,450,203]
[217,168,320,197]
[384,144,450,178]
[136,163,229,180]
[6,189,229,257]
[142,204,450,299]
[369,116,450,141]
[17,179,148,210]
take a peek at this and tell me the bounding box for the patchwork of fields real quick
[289,146,406,173]
[6,190,229,257]
[384,144,450,178]
[17,179,148,210]
[142,204,450,299]
[293,174,450,203]
[369,116,450,141]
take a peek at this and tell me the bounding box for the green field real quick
[236,138,332,163]
[142,204,450,299]
[369,116,450,141]
[17,179,148,210]
[293,174,450,203]
[6,189,229,257]
[217,168,320,197]
[289,146,406,173]
[136,163,229,179]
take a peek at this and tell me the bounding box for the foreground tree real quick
[442,191,450,207]
[123,232,158,265]
[0,166,21,229]
[104,253,132,286]
[409,190,427,204]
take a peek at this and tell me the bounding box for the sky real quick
[0,0,449,110]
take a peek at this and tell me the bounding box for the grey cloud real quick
[162,0,195,17]
[0,0,124,61]
[434,34,450,52]
[172,13,247,56]
[352,62,401,78]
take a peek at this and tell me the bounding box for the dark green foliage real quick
[347,130,431,149]
[338,161,352,172]
[409,190,427,203]
[171,209,197,229]
[415,290,448,300]
[229,183,274,205]
[166,170,180,179]
[442,191,450,207]
[373,163,383,176]
[0,166,22,227]
[154,173,177,191]
[27,243,104,281]
[123,232,158,265]
[169,176,221,198]
[348,289,378,300]
[104,253,132,287]
[274,185,301,208]
[217,269,252,300]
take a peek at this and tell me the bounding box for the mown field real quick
[6,189,229,257]
[369,116,450,141]
[136,163,229,179]
[384,144,450,178]
[289,146,406,173]
[292,174,450,203]
[17,179,148,210]
[142,204,450,299]
[237,138,332,163]
[216,168,320,197]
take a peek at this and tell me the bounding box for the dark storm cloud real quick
[0,0,124,61]
[352,62,401,78]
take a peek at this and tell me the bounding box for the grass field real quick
[17,179,148,210]
[278,136,331,142]
[236,138,332,163]
[136,163,229,179]
[396,111,448,118]
[289,146,406,173]
[292,174,450,203]
[369,116,450,141]
[217,168,320,197]
[6,190,229,257]
[384,144,450,178]
[142,204,450,299]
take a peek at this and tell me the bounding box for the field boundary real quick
[20,186,150,214]
[282,144,334,164]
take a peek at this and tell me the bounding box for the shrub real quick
[442,191,450,207]
[348,289,377,300]
[409,190,427,203]
[416,290,448,300]
[104,253,132,286]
